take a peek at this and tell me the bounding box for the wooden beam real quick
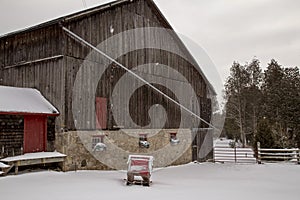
[3,55,63,70]
[0,112,59,116]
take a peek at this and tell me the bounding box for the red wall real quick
[96,97,107,130]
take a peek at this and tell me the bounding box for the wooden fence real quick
[214,146,256,164]
[257,142,300,164]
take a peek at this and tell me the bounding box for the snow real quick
[0,162,299,200]
[0,152,66,162]
[128,155,154,162]
[0,162,10,168]
[92,142,107,152]
[0,85,59,115]
[130,165,147,171]
[214,138,243,148]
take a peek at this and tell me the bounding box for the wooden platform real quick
[0,152,66,175]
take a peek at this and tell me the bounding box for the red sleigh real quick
[126,155,154,186]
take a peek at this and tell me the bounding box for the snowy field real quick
[0,163,299,200]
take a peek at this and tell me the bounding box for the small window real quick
[170,132,180,145]
[92,135,106,152]
[139,134,150,148]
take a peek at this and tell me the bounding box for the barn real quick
[0,0,215,170]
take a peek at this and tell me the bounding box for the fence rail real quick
[257,142,300,164]
[214,146,256,163]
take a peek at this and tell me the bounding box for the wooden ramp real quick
[0,152,66,175]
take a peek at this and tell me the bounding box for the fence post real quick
[234,146,237,163]
[1,145,4,158]
[297,149,300,165]
[257,142,261,164]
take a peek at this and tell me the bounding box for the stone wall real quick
[55,131,110,171]
[55,129,193,171]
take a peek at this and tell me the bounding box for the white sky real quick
[0,0,299,85]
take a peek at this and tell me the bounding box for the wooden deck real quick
[0,152,66,175]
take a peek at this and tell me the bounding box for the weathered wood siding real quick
[0,58,66,130]
[0,25,63,67]
[63,0,210,130]
[0,0,212,131]
[0,24,65,131]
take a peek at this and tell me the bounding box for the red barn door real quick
[24,116,47,153]
[95,97,107,130]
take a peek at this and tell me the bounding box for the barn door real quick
[192,128,213,162]
[24,116,47,153]
[95,97,107,130]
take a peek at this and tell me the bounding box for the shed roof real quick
[0,86,59,115]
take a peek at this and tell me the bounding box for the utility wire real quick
[82,0,87,8]
[61,26,220,132]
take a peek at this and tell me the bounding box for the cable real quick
[82,0,87,8]
[61,26,220,132]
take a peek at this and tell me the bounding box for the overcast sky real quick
[0,0,299,87]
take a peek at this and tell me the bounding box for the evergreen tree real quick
[255,118,274,148]
[224,62,249,146]
[261,60,300,148]
[244,59,263,143]
[224,58,299,148]
[224,59,263,146]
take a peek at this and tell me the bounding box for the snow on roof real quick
[0,86,59,115]
[0,152,66,162]
[128,155,154,161]
[0,162,10,168]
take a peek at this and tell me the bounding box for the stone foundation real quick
[55,129,192,171]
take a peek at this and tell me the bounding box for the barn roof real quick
[0,0,172,39]
[0,86,59,116]
[0,0,216,96]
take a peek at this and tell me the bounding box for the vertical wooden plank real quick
[0,0,211,131]
[257,142,262,164]
[8,37,12,66]
[0,40,3,75]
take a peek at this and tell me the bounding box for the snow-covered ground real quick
[0,162,299,200]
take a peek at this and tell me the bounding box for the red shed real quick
[0,86,59,154]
